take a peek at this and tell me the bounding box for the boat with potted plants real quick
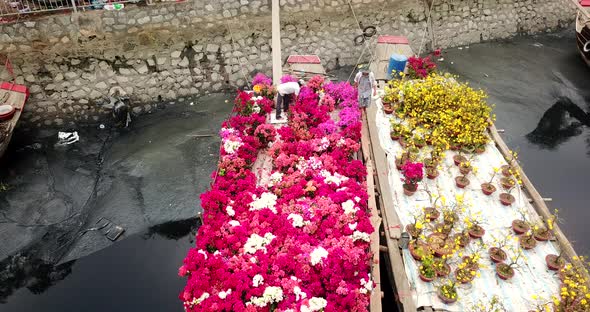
[0,56,29,159]
[364,34,590,311]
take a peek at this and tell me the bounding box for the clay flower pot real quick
[426,168,439,180]
[500,177,515,190]
[395,157,406,170]
[468,225,485,239]
[475,145,486,154]
[455,176,470,188]
[450,144,461,151]
[399,137,407,148]
[409,242,426,261]
[481,182,496,195]
[453,154,467,166]
[489,247,507,263]
[423,207,440,221]
[403,183,417,196]
[501,165,512,177]
[499,193,515,206]
[496,263,515,280]
[437,289,457,304]
[534,229,552,242]
[435,262,451,277]
[519,234,538,250]
[390,131,400,140]
[405,223,421,238]
[546,254,566,271]
[453,233,470,248]
[512,220,530,235]
[419,267,435,282]
[455,268,475,284]
[383,104,394,114]
[459,165,471,175]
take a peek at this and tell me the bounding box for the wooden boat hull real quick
[0,82,29,159]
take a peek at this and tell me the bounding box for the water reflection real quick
[0,255,74,303]
[526,96,590,149]
[0,217,199,305]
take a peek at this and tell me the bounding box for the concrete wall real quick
[0,0,576,127]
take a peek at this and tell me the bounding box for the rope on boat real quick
[417,0,436,57]
[346,0,377,82]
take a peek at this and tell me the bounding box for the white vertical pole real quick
[271,0,282,85]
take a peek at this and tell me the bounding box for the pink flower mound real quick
[307,75,325,90]
[407,56,436,79]
[252,73,273,86]
[401,162,424,186]
[179,79,374,312]
[324,81,357,105]
[280,74,298,83]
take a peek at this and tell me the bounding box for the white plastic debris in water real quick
[56,132,79,146]
[458,47,463,50]
[438,58,444,62]
[99,124,105,129]
[450,61,454,65]
[533,43,543,48]
[190,102,194,106]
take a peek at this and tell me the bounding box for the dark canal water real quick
[1,30,590,311]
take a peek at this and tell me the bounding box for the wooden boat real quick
[575,0,590,66]
[0,82,28,159]
[367,35,587,311]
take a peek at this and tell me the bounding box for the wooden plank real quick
[271,0,282,85]
[366,103,402,239]
[488,123,590,284]
[287,63,326,76]
[361,114,382,312]
[363,109,416,312]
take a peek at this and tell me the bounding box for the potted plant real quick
[534,210,556,242]
[419,253,437,282]
[401,161,424,196]
[409,239,429,261]
[488,234,511,263]
[512,208,531,234]
[466,216,486,239]
[395,150,413,170]
[481,167,499,196]
[453,152,467,166]
[499,185,517,206]
[406,214,424,238]
[434,257,451,277]
[546,249,566,271]
[455,263,476,284]
[412,134,426,148]
[500,176,516,190]
[519,230,537,250]
[423,188,442,221]
[455,171,470,189]
[496,249,523,281]
[437,279,458,304]
[459,161,472,175]
[390,122,403,140]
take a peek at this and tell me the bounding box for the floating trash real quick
[56,131,79,146]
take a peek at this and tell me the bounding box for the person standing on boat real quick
[354,64,377,111]
[275,80,302,120]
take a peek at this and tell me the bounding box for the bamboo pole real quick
[271,0,282,85]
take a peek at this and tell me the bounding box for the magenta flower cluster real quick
[179,82,375,311]
[280,74,299,83]
[252,73,273,86]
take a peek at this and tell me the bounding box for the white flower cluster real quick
[352,230,370,243]
[244,233,276,254]
[349,222,358,230]
[301,297,328,312]
[336,138,346,147]
[321,170,349,186]
[252,103,261,113]
[197,249,208,259]
[226,205,235,216]
[268,171,284,187]
[287,213,304,228]
[228,220,240,227]
[252,274,264,287]
[218,288,232,299]
[360,276,373,294]
[341,200,359,215]
[293,286,307,301]
[223,139,243,154]
[248,286,284,307]
[188,292,209,305]
[249,192,278,213]
[310,246,329,266]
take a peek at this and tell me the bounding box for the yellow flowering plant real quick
[436,278,458,303]
[555,256,590,311]
[467,295,507,312]
[385,73,494,150]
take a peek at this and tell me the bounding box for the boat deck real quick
[0,82,28,158]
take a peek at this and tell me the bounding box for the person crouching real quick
[275,79,302,120]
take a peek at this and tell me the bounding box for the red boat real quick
[0,56,29,159]
[576,0,590,66]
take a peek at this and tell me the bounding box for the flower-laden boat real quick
[0,56,29,159]
[575,0,590,66]
[178,74,377,312]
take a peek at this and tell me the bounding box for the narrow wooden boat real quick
[0,82,29,159]
[575,0,590,65]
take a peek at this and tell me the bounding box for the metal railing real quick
[0,0,145,21]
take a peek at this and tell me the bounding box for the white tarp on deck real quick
[372,98,560,311]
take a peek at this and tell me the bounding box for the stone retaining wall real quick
[0,0,576,127]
